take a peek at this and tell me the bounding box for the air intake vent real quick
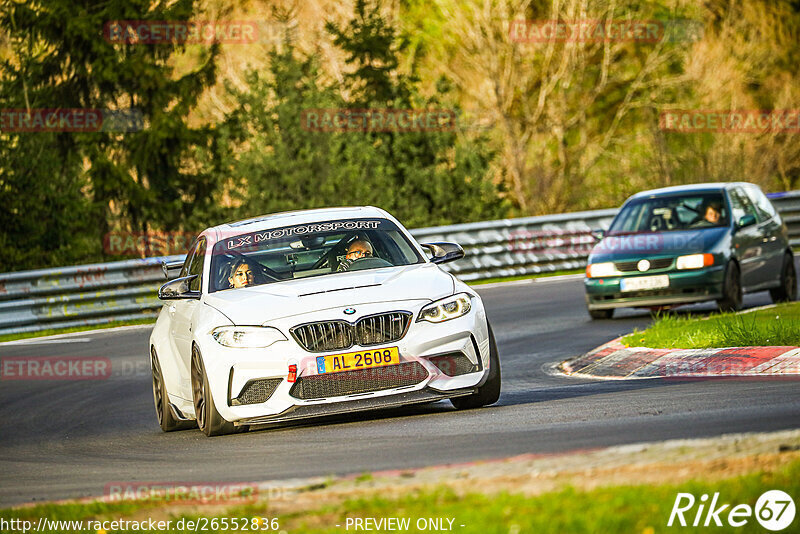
[615,257,673,272]
[291,321,353,352]
[291,312,412,352]
[428,353,479,376]
[290,362,428,400]
[232,378,283,406]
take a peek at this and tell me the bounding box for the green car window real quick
[744,185,777,222]
[609,193,728,234]
[729,188,759,224]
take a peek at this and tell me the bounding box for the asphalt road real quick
[1,275,799,506]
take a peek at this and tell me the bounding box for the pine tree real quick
[0,0,221,269]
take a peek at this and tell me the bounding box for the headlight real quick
[676,253,714,270]
[417,293,472,323]
[586,262,618,278]
[211,326,287,348]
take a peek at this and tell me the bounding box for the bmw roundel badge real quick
[343,307,356,315]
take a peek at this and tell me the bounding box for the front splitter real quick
[236,387,474,427]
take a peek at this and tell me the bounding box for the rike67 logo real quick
[668,490,796,531]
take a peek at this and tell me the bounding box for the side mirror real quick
[591,229,605,241]
[420,242,465,264]
[736,214,757,230]
[158,275,200,300]
[161,260,185,280]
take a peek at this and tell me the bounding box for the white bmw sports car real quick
[149,207,501,436]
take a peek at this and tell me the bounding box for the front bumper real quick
[237,387,475,427]
[584,265,725,310]
[193,299,490,423]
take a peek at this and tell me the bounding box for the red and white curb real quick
[560,338,800,379]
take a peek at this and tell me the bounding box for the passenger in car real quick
[228,258,255,288]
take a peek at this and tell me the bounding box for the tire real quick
[191,346,241,436]
[770,253,797,303]
[450,323,501,410]
[717,261,743,312]
[588,308,614,320]
[151,348,194,432]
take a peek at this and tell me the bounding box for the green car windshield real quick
[608,193,729,235]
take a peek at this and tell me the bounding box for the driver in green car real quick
[692,200,725,228]
[338,239,374,271]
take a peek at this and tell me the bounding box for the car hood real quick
[203,263,454,325]
[589,227,728,263]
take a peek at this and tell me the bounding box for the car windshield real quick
[209,218,425,292]
[608,193,729,235]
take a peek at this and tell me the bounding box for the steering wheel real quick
[343,257,393,272]
[311,233,361,270]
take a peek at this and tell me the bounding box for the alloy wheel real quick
[150,351,164,426]
[191,350,207,431]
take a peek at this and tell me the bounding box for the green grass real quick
[297,462,800,533]
[467,268,584,286]
[2,459,797,533]
[354,472,374,483]
[0,500,164,533]
[0,317,156,343]
[622,301,800,349]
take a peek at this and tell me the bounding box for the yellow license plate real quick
[316,347,399,374]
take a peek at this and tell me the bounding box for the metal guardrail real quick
[411,208,618,281]
[1,191,799,336]
[766,191,800,248]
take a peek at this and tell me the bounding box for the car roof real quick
[207,206,392,237]
[628,182,755,200]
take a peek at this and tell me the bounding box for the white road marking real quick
[1,338,92,346]
[473,279,534,289]
[0,323,153,346]
[474,273,584,290]
[534,273,585,283]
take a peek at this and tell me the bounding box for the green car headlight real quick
[676,253,714,270]
[586,262,618,278]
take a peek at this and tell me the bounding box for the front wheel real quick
[191,346,242,436]
[717,261,743,312]
[588,308,614,320]
[451,323,501,410]
[151,348,194,432]
[770,253,797,303]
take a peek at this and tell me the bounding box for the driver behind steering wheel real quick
[337,239,373,272]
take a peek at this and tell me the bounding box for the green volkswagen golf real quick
[584,183,796,319]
